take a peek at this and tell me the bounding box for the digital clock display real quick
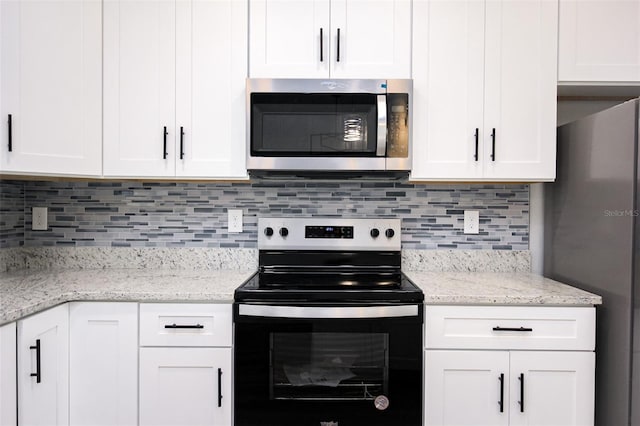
[305,225,354,239]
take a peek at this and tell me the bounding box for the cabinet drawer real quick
[425,306,595,351]
[139,303,231,347]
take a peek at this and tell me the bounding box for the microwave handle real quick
[376,94,387,156]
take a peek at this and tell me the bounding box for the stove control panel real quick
[258,217,401,251]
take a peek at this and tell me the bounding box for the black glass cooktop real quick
[235,270,423,304]
[234,250,423,304]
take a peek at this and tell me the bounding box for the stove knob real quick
[370,228,380,238]
[279,227,289,237]
[264,227,274,237]
[385,228,395,238]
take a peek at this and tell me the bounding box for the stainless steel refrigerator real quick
[545,98,640,426]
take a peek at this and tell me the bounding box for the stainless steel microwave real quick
[246,79,412,177]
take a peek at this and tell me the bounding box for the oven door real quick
[233,304,423,426]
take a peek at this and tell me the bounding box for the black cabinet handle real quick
[163,126,168,159]
[29,339,41,383]
[491,128,496,161]
[474,128,479,161]
[320,28,324,62]
[179,126,185,160]
[518,373,524,412]
[336,28,341,62]
[498,373,504,413]
[7,114,12,152]
[164,323,204,329]
[217,368,223,407]
[492,326,533,332]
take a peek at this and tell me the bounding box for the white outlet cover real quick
[32,206,48,231]
[463,210,479,234]
[228,209,243,233]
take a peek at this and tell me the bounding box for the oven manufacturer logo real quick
[320,422,338,426]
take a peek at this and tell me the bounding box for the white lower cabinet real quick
[508,351,594,426]
[69,302,138,426]
[139,303,233,426]
[17,304,69,426]
[0,322,17,426]
[425,350,595,426]
[424,305,596,426]
[139,347,232,426]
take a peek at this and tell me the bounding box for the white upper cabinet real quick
[104,0,248,179]
[249,0,411,78]
[412,0,557,182]
[559,0,640,83]
[482,0,557,181]
[175,0,247,178]
[103,0,176,177]
[0,0,102,177]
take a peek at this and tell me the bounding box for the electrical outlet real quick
[32,207,48,231]
[228,209,243,233]
[463,210,479,234]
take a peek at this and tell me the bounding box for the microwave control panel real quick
[386,93,409,158]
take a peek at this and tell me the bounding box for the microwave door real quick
[250,93,379,157]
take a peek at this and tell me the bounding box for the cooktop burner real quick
[234,218,423,305]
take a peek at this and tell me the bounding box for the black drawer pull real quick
[474,127,479,161]
[498,373,504,412]
[179,126,185,160]
[319,28,324,62]
[518,373,525,412]
[7,114,12,152]
[164,324,204,329]
[492,326,533,332]
[163,126,168,159]
[490,128,496,161]
[29,339,41,383]
[336,28,341,62]
[218,368,223,407]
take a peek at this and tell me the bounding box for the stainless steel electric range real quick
[234,218,423,426]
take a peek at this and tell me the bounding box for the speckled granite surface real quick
[1,268,601,325]
[0,269,255,324]
[2,247,527,273]
[1,247,258,272]
[404,271,602,306]
[402,249,530,272]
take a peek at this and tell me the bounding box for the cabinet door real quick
[559,0,640,82]
[330,0,411,78]
[0,322,16,426]
[483,0,557,181]
[17,304,69,426]
[103,0,176,177]
[0,0,101,176]
[411,0,485,180]
[140,347,232,426]
[425,350,509,426]
[175,0,247,178]
[249,0,330,78]
[509,351,595,426]
[69,302,138,426]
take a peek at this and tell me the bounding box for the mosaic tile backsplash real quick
[0,180,529,250]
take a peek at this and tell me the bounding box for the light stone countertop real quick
[0,269,255,325]
[404,271,602,306]
[0,269,602,325]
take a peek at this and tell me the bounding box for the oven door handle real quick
[376,94,387,156]
[238,304,418,319]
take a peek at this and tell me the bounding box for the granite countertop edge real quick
[0,269,602,325]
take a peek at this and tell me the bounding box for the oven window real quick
[270,332,388,401]
[251,93,378,156]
